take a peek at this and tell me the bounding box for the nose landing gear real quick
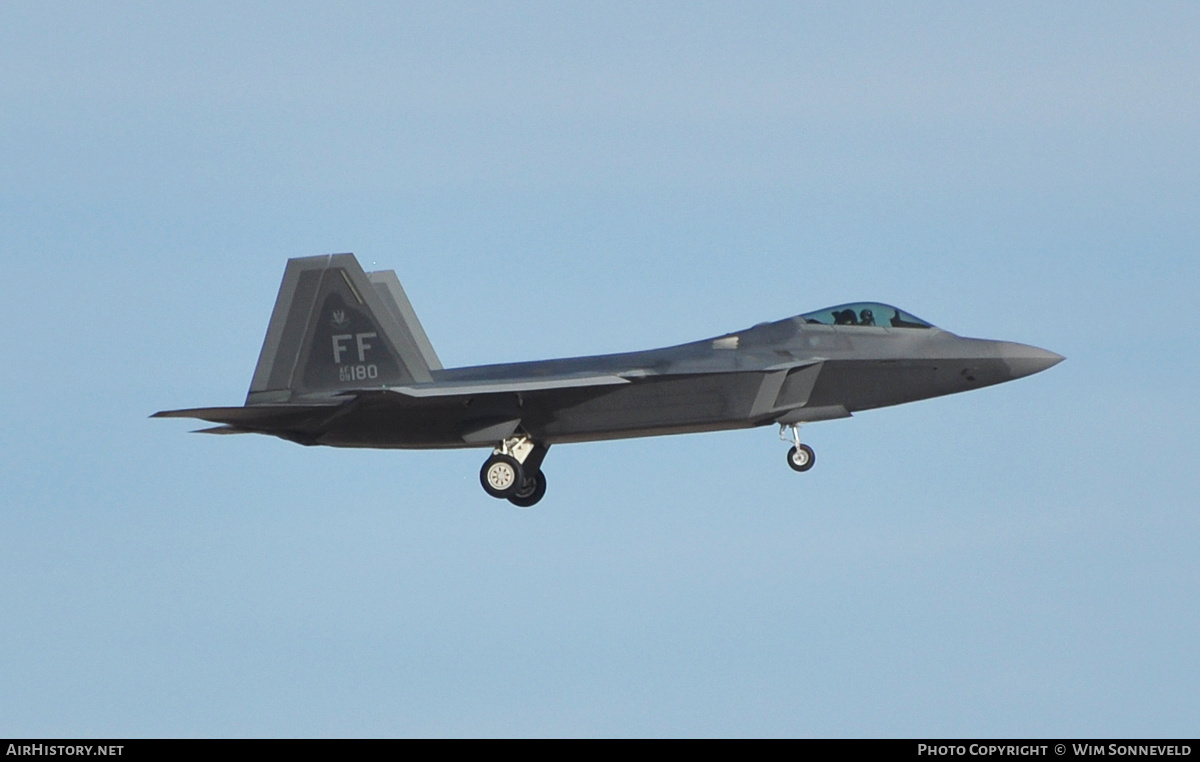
[780,423,816,472]
[479,436,550,507]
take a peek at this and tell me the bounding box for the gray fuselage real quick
[153,255,1063,507]
[310,315,1061,449]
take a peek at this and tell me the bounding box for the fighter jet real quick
[154,253,1063,507]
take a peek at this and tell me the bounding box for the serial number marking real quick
[339,364,378,381]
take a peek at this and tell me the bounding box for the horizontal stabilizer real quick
[152,404,341,428]
[192,425,251,435]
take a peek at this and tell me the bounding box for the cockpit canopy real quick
[801,302,933,329]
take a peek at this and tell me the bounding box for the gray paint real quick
[246,254,435,405]
[368,270,443,371]
[158,254,1063,487]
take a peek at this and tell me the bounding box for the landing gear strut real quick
[479,435,549,507]
[780,423,815,472]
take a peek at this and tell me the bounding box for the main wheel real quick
[787,444,815,472]
[508,470,547,508]
[481,454,524,498]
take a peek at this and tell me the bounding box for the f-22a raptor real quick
[154,253,1063,507]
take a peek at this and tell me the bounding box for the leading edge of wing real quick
[377,373,632,398]
[361,359,825,400]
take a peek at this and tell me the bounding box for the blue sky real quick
[2,1,1197,737]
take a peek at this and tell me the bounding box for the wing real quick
[152,372,631,444]
[379,372,631,398]
[154,362,827,447]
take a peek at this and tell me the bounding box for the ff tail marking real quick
[246,254,439,404]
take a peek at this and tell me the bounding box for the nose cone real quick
[995,342,1065,379]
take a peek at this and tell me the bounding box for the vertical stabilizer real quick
[367,270,442,371]
[247,254,436,404]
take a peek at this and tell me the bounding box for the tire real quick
[481,454,524,498]
[508,471,547,508]
[787,444,815,472]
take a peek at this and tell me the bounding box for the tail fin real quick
[246,254,439,404]
[365,269,442,372]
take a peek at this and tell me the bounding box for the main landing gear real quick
[780,423,815,472]
[480,436,549,508]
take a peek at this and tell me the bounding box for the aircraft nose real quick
[995,342,1065,379]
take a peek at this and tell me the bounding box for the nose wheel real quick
[480,436,550,506]
[780,424,816,472]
